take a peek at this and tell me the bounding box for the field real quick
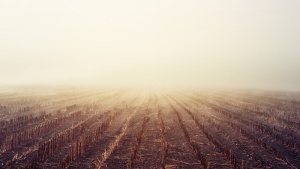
[0,89,300,169]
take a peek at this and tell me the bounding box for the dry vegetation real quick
[0,89,300,169]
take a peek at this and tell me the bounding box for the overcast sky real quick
[0,0,300,90]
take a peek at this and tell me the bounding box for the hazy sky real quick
[1,0,300,90]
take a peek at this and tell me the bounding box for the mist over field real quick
[1,0,300,90]
[2,2,300,168]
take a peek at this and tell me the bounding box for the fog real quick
[1,0,300,91]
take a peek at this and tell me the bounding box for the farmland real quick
[0,89,300,169]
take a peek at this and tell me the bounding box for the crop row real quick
[0,111,82,153]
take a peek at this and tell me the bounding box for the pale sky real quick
[0,0,300,90]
